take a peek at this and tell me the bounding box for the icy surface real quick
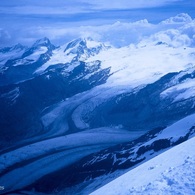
[41,85,132,135]
[86,44,195,87]
[161,78,195,102]
[35,45,74,73]
[13,46,48,66]
[0,45,26,70]
[91,137,195,195]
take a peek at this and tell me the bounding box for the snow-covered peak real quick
[32,37,51,48]
[20,37,55,60]
[64,37,109,55]
[11,43,26,51]
[34,37,110,74]
[161,13,192,24]
[0,43,27,69]
[85,37,104,49]
[64,38,84,51]
[0,43,26,54]
[64,37,87,54]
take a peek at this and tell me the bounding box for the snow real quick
[35,45,75,73]
[71,86,129,130]
[0,48,25,70]
[13,46,48,66]
[35,38,108,74]
[0,14,195,194]
[41,85,132,135]
[139,113,195,148]
[86,39,102,48]
[86,43,195,87]
[161,78,195,102]
[91,136,195,195]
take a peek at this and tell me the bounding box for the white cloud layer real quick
[0,29,11,45]
[0,13,195,48]
[18,13,194,48]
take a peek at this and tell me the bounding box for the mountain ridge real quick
[0,21,195,194]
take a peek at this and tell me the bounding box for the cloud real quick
[0,29,11,45]
[160,13,192,24]
[142,29,192,47]
[13,19,154,47]
[138,15,195,47]
[55,14,195,48]
[9,13,193,49]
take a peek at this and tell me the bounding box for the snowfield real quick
[86,43,195,87]
[91,136,195,195]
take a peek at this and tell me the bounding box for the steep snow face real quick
[91,136,195,195]
[34,46,74,73]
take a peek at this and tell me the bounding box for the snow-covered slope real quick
[86,43,195,87]
[0,43,26,71]
[91,136,195,195]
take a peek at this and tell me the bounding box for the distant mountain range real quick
[0,16,195,194]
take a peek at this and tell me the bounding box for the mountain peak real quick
[64,37,108,53]
[64,37,87,52]
[63,37,110,61]
[32,37,53,48]
[12,43,26,51]
[0,43,26,53]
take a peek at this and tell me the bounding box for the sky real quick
[0,0,195,47]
